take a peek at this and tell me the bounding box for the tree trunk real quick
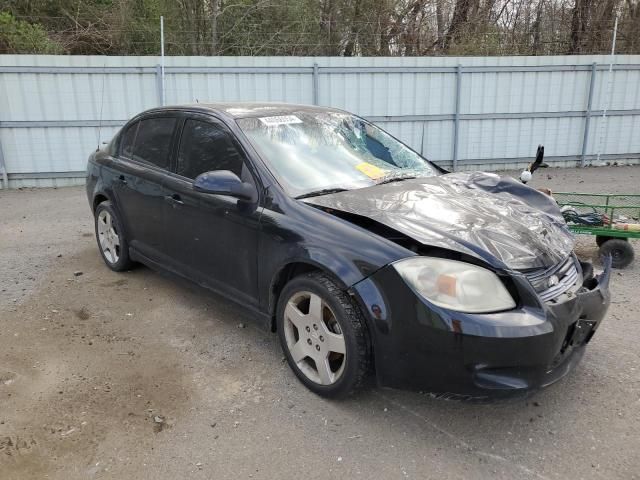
[320,0,336,55]
[443,0,476,50]
[343,0,362,56]
[436,0,445,50]
[569,0,593,54]
[532,0,544,55]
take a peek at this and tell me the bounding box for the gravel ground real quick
[1,166,639,480]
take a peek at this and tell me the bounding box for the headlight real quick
[393,257,516,313]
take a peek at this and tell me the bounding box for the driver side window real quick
[177,119,246,180]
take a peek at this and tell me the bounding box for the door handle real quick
[118,175,127,185]
[165,194,184,206]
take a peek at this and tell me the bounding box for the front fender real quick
[257,198,411,313]
[266,247,384,317]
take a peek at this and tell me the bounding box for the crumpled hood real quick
[305,172,575,270]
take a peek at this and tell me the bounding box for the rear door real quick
[112,115,178,262]
[162,114,262,306]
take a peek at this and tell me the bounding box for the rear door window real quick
[132,117,177,169]
[176,119,245,180]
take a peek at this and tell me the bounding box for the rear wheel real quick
[598,238,634,269]
[276,272,371,398]
[94,201,133,272]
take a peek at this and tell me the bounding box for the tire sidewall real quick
[94,201,131,272]
[599,238,634,269]
[276,275,365,398]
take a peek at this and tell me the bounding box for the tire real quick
[276,272,371,398]
[94,200,133,272]
[598,238,634,269]
[595,235,615,247]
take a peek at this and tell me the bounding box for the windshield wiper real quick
[295,188,348,200]
[376,173,417,185]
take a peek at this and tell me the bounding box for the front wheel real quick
[276,272,371,398]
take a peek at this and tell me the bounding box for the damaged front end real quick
[350,253,610,400]
[471,255,611,398]
[306,171,611,399]
[306,171,575,271]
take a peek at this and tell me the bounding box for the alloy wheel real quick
[283,291,346,385]
[97,210,120,264]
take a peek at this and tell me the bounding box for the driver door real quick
[162,114,262,308]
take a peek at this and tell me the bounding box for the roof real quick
[152,102,343,119]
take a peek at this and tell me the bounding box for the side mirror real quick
[193,170,257,202]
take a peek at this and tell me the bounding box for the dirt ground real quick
[1,165,639,480]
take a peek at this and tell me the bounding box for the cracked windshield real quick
[237,111,438,198]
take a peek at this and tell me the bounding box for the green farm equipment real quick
[554,192,640,269]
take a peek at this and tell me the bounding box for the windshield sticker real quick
[356,162,386,180]
[259,115,303,126]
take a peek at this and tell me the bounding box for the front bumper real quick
[352,257,611,401]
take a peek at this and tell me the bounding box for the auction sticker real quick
[259,115,303,126]
[356,162,386,179]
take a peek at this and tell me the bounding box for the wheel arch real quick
[91,190,133,249]
[92,192,110,212]
[268,260,350,332]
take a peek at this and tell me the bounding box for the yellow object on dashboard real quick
[356,162,386,180]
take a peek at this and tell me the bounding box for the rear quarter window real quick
[120,122,139,159]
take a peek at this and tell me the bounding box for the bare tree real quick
[1,0,639,56]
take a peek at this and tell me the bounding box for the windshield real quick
[236,111,438,198]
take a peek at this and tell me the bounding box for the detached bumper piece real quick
[354,256,611,401]
[545,257,611,368]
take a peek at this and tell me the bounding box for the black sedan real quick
[86,103,611,400]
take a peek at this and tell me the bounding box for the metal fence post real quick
[0,138,8,189]
[160,16,166,106]
[452,64,462,171]
[580,62,597,167]
[312,62,319,105]
[155,64,163,106]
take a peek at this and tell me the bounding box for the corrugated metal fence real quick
[1,54,640,188]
